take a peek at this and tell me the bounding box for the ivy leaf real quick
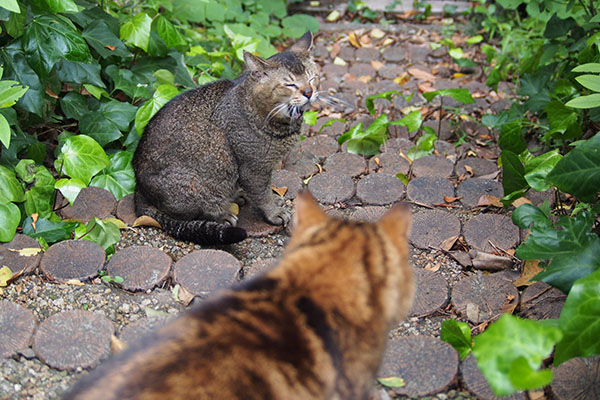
[22,216,77,244]
[0,79,28,108]
[498,120,527,154]
[23,14,91,80]
[281,14,320,38]
[365,90,398,116]
[512,204,551,230]
[120,12,153,52]
[423,88,475,104]
[501,150,528,195]
[59,91,88,120]
[554,269,600,365]
[441,319,472,360]
[55,135,110,185]
[0,202,20,242]
[55,178,86,205]
[473,314,562,396]
[43,0,79,13]
[546,133,600,203]
[104,65,152,100]
[16,160,56,219]
[135,84,179,134]
[407,130,437,161]
[154,15,186,49]
[390,110,422,133]
[0,114,10,148]
[90,151,135,201]
[82,20,130,59]
[523,149,562,192]
[79,111,123,147]
[303,111,317,126]
[544,100,581,140]
[75,217,121,252]
[55,59,105,87]
[0,164,25,203]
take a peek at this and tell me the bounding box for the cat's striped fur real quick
[64,191,414,400]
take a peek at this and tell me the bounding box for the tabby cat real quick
[133,31,319,245]
[64,191,414,400]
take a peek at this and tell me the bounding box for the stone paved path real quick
[1,17,596,400]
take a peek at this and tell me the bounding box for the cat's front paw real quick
[262,206,291,226]
[218,212,238,227]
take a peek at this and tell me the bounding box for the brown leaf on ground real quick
[513,260,543,287]
[358,75,372,83]
[32,213,38,230]
[407,67,437,82]
[133,215,162,228]
[45,85,59,99]
[470,249,514,271]
[440,235,458,251]
[371,60,384,71]
[349,32,361,49]
[370,28,385,39]
[463,164,475,175]
[176,284,196,306]
[444,195,462,203]
[330,43,341,59]
[394,72,410,85]
[359,34,371,46]
[64,279,85,286]
[512,197,533,208]
[381,38,394,47]
[272,185,288,198]
[418,83,435,93]
[477,194,503,208]
[425,262,441,272]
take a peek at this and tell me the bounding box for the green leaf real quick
[82,20,130,59]
[545,100,580,138]
[281,14,320,38]
[546,133,600,203]
[365,90,398,116]
[16,160,56,219]
[120,12,152,52]
[407,131,437,161]
[508,356,554,391]
[501,150,528,195]
[79,111,123,146]
[554,269,600,365]
[0,202,20,242]
[523,149,562,192]
[56,135,110,185]
[0,164,25,203]
[423,88,475,104]
[0,0,20,13]
[55,59,104,87]
[0,114,10,148]
[22,216,77,244]
[90,151,135,200]
[303,111,317,126]
[0,265,13,286]
[105,65,152,100]
[23,14,91,79]
[377,377,405,388]
[543,14,575,39]
[518,211,600,293]
[0,43,44,116]
[565,93,600,109]
[59,91,88,121]
[6,7,26,38]
[575,74,600,93]
[55,178,86,205]
[441,319,472,360]
[395,173,409,185]
[0,80,28,108]
[154,15,186,49]
[512,204,551,230]
[135,84,179,134]
[473,314,562,396]
[43,0,79,13]
[498,120,527,154]
[75,217,120,251]
[82,84,109,100]
[390,110,422,133]
[572,63,600,73]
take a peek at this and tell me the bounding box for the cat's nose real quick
[302,88,313,99]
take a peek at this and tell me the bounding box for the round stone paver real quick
[410,209,461,249]
[0,300,37,359]
[463,214,519,252]
[461,354,526,400]
[457,178,504,208]
[406,176,455,205]
[323,152,366,177]
[382,46,406,62]
[434,140,457,156]
[60,186,116,223]
[40,240,105,283]
[456,157,498,177]
[551,355,600,400]
[173,250,241,298]
[409,269,449,317]
[307,172,355,205]
[368,152,410,176]
[0,234,42,278]
[385,138,413,154]
[378,335,459,397]
[518,281,566,320]
[116,193,136,226]
[237,205,284,238]
[349,206,388,223]
[272,169,303,200]
[283,150,320,178]
[33,310,114,370]
[106,246,172,292]
[119,316,174,345]
[451,274,519,324]
[244,258,277,280]
[298,135,339,160]
[411,155,454,178]
[356,173,404,205]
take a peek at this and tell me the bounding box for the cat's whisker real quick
[263,103,288,126]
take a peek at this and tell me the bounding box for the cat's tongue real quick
[292,108,303,120]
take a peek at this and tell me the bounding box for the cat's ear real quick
[293,190,326,232]
[376,203,412,246]
[290,31,314,54]
[243,51,273,72]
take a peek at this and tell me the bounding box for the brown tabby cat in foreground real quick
[133,32,319,245]
[64,191,414,400]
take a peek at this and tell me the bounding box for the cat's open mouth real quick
[288,104,305,120]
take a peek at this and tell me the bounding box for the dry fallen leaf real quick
[443,195,462,203]
[272,185,288,198]
[382,38,394,46]
[370,27,385,39]
[330,43,341,59]
[45,85,59,99]
[0,266,13,287]
[512,197,533,208]
[463,164,475,175]
[8,247,42,257]
[32,213,38,230]
[65,279,85,286]
[111,335,126,354]
[358,75,372,83]
[439,235,458,251]
[407,67,437,82]
[103,217,128,229]
[513,260,543,287]
[417,83,435,93]
[477,194,503,208]
[425,262,441,272]
[371,60,384,71]
[104,45,116,51]
[133,215,162,228]
[333,57,347,66]
[348,32,361,49]
[177,284,196,306]
[394,72,410,85]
